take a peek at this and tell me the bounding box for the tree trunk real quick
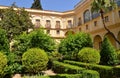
[100,10,120,45]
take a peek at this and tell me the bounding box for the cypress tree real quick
[100,37,118,65]
[31,0,43,10]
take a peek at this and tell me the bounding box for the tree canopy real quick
[0,7,33,41]
[31,0,43,10]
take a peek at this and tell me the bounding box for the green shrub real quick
[117,50,120,63]
[78,47,100,64]
[52,61,85,74]
[64,60,113,78]
[100,37,118,65]
[29,29,56,52]
[22,48,48,74]
[82,70,100,78]
[4,63,23,77]
[52,61,100,78]
[113,66,120,77]
[0,52,7,77]
[0,28,9,53]
[58,32,93,60]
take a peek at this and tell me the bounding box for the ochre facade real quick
[0,0,120,49]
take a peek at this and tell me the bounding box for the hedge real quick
[113,66,120,77]
[64,60,114,78]
[52,61,100,78]
[52,61,84,74]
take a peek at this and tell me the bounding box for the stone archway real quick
[105,33,116,48]
[94,35,102,49]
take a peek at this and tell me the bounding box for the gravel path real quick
[12,70,56,78]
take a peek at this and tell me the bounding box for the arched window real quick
[84,10,90,23]
[92,11,100,19]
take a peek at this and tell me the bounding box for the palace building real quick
[0,0,120,49]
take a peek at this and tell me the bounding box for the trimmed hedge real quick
[113,66,120,77]
[64,60,113,78]
[82,70,100,78]
[52,61,100,78]
[52,61,85,74]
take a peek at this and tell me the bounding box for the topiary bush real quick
[78,47,100,64]
[0,52,7,77]
[22,48,48,74]
[100,37,118,65]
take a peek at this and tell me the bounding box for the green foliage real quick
[0,7,33,40]
[78,47,100,64]
[48,52,62,61]
[14,32,31,53]
[31,0,43,10]
[29,29,56,52]
[4,63,23,77]
[82,70,100,78]
[52,61,85,74]
[113,66,120,77]
[0,52,7,77]
[64,60,114,78]
[117,50,120,63]
[58,32,93,60]
[100,37,118,65]
[0,28,9,53]
[52,61,100,78]
[22,48,48,74]
[3,53,23,77]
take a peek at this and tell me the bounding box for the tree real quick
[0,7,33,41]
[29,29,56,52]
[100,37,118,65]
[58,32,93,60]
[31,0,43,10]
[91,0,120,45]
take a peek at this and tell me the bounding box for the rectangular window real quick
[46,20,51,28]
[94,21,97,26]
[86,25,88,30]
[104,16,109,22]
[119,11,120,18]
[56,30,60,34]
[55,21,60,29]
[78,17,82,26]
[68,20,72,28]
[35,19,40,28]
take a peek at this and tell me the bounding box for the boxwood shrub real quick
[78,47,100,64]
[22,48,48,74]
[64,60,113,78]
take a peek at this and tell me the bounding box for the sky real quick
[0,0,80,12]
